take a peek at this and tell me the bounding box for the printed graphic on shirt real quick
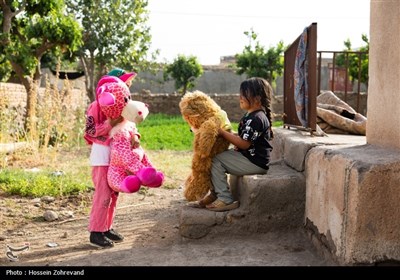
[238,110,272,170]
[85,115,107,142]
[241,119,263,157]
[242,119,252,141]
[86,116,95,136]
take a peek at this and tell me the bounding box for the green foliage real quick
[0,53,12,82]
[335,34,369,87]
[40,48,81,71]
[235,29,286,86]
[0,169,89,198]
[0,0,83,80]
[66,0,158,102]
[163,55,204,94]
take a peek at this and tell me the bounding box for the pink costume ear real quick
[96,76,121,93]
[119,72,137,83]
[98,92,116,106]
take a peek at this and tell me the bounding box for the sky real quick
[147,0,370,65]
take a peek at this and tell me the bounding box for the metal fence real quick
[317,51,368,113]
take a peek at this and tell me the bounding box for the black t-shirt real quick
[238,110,273,170]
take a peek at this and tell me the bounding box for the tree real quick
[0,0,83,129]
[66,0,156,103]
[163,55,203,94]
[235,29,285,87]
[335,34,369,89]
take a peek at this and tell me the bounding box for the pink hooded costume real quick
[96,76,164,193]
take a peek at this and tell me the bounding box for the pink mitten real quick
[137,167,164,188]
[120,175,141,193]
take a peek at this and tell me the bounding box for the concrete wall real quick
[305,144,400,264]
[131,68,247,94]
[132,93,245,122]
[131,67,366,96]
[367,0,400,149]
[271,128,400,265]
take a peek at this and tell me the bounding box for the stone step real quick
[179,162,305,239]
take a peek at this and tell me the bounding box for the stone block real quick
[305,144,400,264]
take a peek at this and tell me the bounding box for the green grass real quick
[0,169,90,197]
[138,113,281,151]
[273,120,283,127]
[1,114,282,197]
[138,114,193,151]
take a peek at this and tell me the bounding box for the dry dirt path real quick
[0,186,333,267]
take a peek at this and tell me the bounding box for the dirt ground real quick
[0,183,334,267]
[0,148,335,267]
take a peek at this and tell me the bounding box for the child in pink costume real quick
[84,68,136,248]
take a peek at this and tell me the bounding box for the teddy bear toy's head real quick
[96,75,148,123]
[179,90,231,131]
[121,100,149,125]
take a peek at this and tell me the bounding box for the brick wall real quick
[0,82,87,110]
[0,82,251,123]
[0,83,27,108]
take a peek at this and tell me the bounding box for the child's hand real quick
[132,134,140,148]
[109,116,123,127]
[125,170,133,176]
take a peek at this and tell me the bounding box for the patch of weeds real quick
[162,183,178,190]
[0,169,90,197]
[138,188,155,197]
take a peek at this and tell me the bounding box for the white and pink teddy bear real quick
[96,75,164,193]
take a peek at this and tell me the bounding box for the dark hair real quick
[239,77,274,139]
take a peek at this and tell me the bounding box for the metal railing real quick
[317,51,368,113]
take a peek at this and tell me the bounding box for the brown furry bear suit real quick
[179,91,232,201]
